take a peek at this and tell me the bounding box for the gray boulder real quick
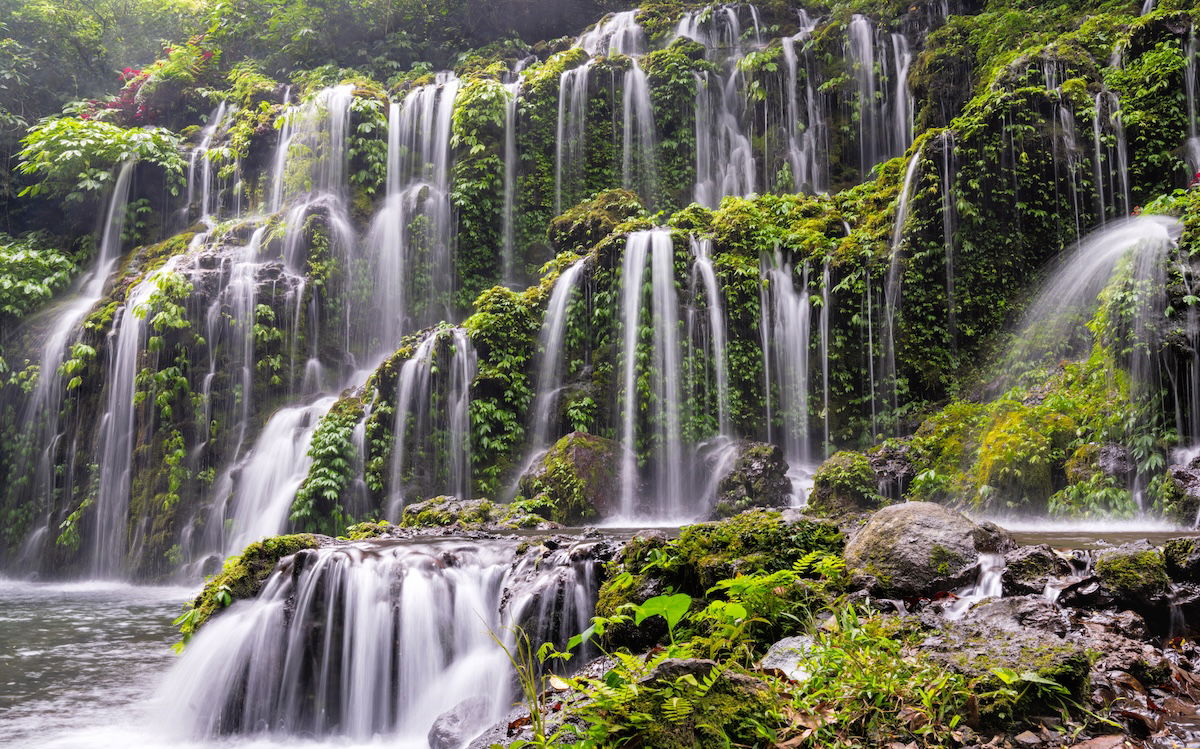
[844,502,1013,597]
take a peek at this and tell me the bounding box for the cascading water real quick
[522,259,588,468]
[762,251,815,502]
[618,230,688,520]
[161,536,604,742]
[92,257,182,578]
[9,162,135,553]
[387,328,477,515]
[880,149,922,433]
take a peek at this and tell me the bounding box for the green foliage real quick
[17,117,185,201]
[291,396,365,536]
[0,231,74,318]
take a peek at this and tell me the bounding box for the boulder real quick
[759,636,815,681]
[1002,544,1073,596]
[807,451,887,516]
[1094,544,1170,607]
[868,440,917,501]
[517,431,620,523]
[844,502,1012,598]
[711,441,791,518]
[428,696,492,749]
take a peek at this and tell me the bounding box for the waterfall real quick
[1187,27,1198,169]
[688,237,730,436]
[12,162,135,533]
[501,80,521,286]
[160,537,603,742]
[218,397,337,557]
[622,60,658,208]
[618,230,687,519]
[91,257,182,578]
[762,251,813,502]
[387,328,477,515]
[847,16,912,178]
[185,102,235,227]
[554,63,591,215]
[940,131,958,350]
[881,150,922,433]
[524,259,587,464]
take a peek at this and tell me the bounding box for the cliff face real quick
[0,0,1199,579]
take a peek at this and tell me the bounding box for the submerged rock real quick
[807,450,888,516]
[1002,544,1073,596]
[844,501,1012,598]
[517,431,620,523]
[711,441,791,518]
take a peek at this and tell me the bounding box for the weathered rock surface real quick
[517,431,620,523]
[844,501,1012,597]
[711,441,791,518]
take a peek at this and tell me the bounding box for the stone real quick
[517,431,621,523]
[844,502,1001,598]
[759,636,815,681]
[1003,544,1072,596]
[428,696,491,749]
[711,441,791,518]
[807,450,887,516]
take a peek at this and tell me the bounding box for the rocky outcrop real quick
[710,441,791,518]
[807,450,888,516]
[517,431,620,523]
[844,501,1013,598]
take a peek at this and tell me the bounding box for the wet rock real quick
[429,696,491,749]
[844,502,1004,598]
[400,496,553,530]
[1094,544,1171,608]
[868,440,917,501]
[711,441,791,518]
[1163,537,1200,583]
[964,595,1071,638]
[1003,544,1073,596]
[760,636,815,681]
[808,451,888,516]
[518,431,621,523]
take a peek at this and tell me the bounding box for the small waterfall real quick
[554,63,592,215]
[847,16,912,177]
[216,396,337,557]
[161,537,604,742]
[880,150,922,433]
[501,80,521,286]
[1092,90,1131,222]
[1186,27,1198,169]
[91,257,182,578]
[366,74,460,347]
[940,131,958,349]
[13,162,135,528]
[618,230,687,519]
[622,60,658,208]
[762,251,814,501]
[524,259,587,465]
[782,13,828,194]
[387,328,477,514]
[688,237,730,436]
[185,102,235,226]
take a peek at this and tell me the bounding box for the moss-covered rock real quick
[1094,547,1171,606]
[844,501,1012,598]
[807,450,887,516]
[399,496,548,530]
[711,441,791,519]
[516,431,620,523]
[177,533,322,643]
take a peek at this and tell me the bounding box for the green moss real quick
[1095,549,1170,602]
[807,450,884,515]
[176,534,320,643]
